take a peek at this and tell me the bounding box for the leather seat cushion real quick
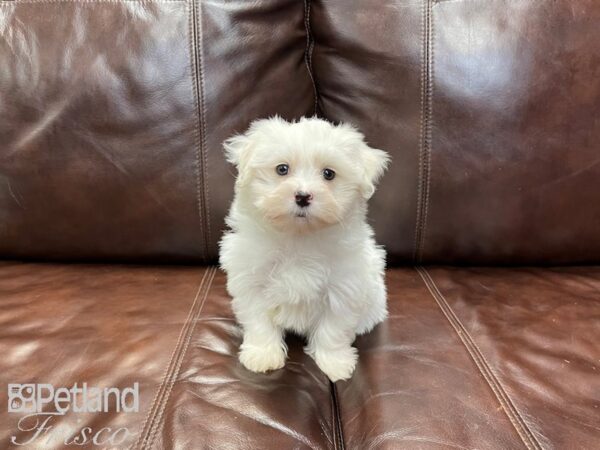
[1,262,598,449]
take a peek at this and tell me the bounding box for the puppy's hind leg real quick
[233,297,287,373]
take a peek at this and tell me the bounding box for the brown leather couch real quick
[1,1,599,449]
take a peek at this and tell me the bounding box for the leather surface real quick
[0,262,337,449]
[336,268,524,450]
[0,0,313,262]
[2,1,599,264]
[422,0,600,264]
[0,261,210,448]
[0,1,202,262]
[1,263,598,449]
[421,266,600,449]
[311,0,600,264]
[338,266,600,449]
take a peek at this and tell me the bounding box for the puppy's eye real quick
[322,168,336,181]
[276,164,289,176]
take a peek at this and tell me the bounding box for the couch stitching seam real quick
[330,382,337,450]
[415,266,543,450]
[332,382,345,450]
[133,266,213,450]
[144,266,217,449]
[189,0,210,262]
[196,0,211,260]
[304,0,319,116]
[414,0,434,263]
[188,0,206,262]
[421,1,434,263]
[413,0,426,261]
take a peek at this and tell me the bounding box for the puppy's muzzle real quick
[295,191,312,208]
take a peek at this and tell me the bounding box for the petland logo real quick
[7,383,139,447]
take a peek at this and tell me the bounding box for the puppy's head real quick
[225,117,389,232]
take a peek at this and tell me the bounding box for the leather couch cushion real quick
[341,267,600,449]
[0,262,337,449]
[311,0,600,264]
[1,262,598,448]
[419,266,600,448]
[335,268,525,449]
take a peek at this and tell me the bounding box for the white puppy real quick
[219,117,390,382]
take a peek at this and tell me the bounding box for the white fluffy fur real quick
[219,117,390,381]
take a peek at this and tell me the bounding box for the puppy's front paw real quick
[314,346,358,382]
[239,343,286,373]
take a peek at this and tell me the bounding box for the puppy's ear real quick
[223,133,253,187]
[360,143,390,199]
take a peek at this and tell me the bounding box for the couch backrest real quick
[1,0,599,264]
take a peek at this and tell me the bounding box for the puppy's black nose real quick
[295,192,312,208]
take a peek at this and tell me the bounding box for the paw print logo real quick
[8,384,36,413]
